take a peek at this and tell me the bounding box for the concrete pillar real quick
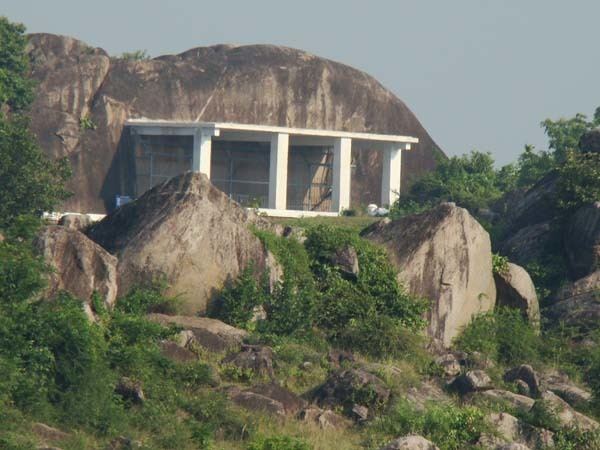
[192,128,213,177]
[381,143,408,207]
[268,133,289,210]
[332,137,352,213]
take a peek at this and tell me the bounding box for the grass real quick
[267,215,379,233]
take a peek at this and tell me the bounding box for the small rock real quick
[379,435,440,450]
[435,354,461,377]
[327,349,355,368]
[222,344,275,379]
[351,404,369,422]
[503,365,541,398]
[494,444,531,450]
[331,245,360,279]
[297,407,348,429]
[450,370,493,394]
[300,361,313,371]
[537,390,599,431]
[231,391,285,416]
[159,340,198,363]
[109,436,142,450]
[32,423,69,441]
[478,389,535,412]
[115,377,145,404]
[514,379,531,397]
[246,382,307,415]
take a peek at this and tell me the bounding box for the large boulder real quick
[545,271,600,333]
[536,390,599,431]
[503,173,559,232]
[88,172,275,314]
[362,203,496,346]
[564,202,600,279]
[486,412,554,449]
[34,225,118,314]
[498,220,559,268]
[146,313,248,352]
[494,263,540,328]
[27,33,442,214]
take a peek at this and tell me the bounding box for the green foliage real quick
[491,253,509,275]
[587,346,600,413]
[0,113,71,227]
[211,263,268,329]
[542,111,600,163]
[453,308,541,366]
[553,428,600,450]
[391,151,502,216]
[369,399,487,450]
[248,434,311,450]
[79,115,96,130]
[116,282,180,316]
[0,16,34,112]
[119,49,150,61]
[555,150,600,212]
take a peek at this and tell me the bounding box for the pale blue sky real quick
[3,0,598,165]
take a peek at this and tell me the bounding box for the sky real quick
[3,0,598,165]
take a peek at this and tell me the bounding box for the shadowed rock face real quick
[26,33,443,213]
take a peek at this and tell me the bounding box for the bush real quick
[453,308,541,366]
[492,253,509,275]
[248,434,311,450]
[556,150,600,212]
[210,263,268,329]
[370,399,487,450]
[116,282,180,316]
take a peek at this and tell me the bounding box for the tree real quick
[0,17,70,227]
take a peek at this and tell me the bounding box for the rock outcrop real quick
[146,313,248,352]
[34,225,118,315]
[27,33,443,214]
[564,202,600,279]
[545,270,600,332]
[494,263,540,328]
[380,435,439,450]
[88,172,275,314]
[362,203,496,346]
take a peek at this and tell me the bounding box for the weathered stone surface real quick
[147,313,248,352]
[115,377,145,404]
[88,172,275,314]
[450,370,493,394]
[537,390,599,431]
[435,354,461,377]
[297,407,350,429]
[494,444,531,450]
[404,380,450,411]
[565,202,600,279]
[247,383,307,415]
[543,371,592,407]
[504,173,559,232]
[494,263,540,328]
[34,225,118,312]
[32,423,70,442]
[487,412,554,449]
[498,220,559,268]
[545,270,600,333]
[503,365,542,398]
[27,34,442,214]
[58,213,93,231]
[330,245,360,279]
[362,203,496,346]
[579,129,600,153]
[229,383,305,416]
[159,340,198,363]
[314,368,390,418]
[222,344,275,379]
[379,435,439,450]
[477,389,535,412]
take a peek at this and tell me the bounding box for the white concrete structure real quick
[126,119,418,217]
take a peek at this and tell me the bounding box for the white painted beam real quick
[268,133,289,210]
[332,137,352,213]
[381,143,409,207]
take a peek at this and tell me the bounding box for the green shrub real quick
[116,282,180,315]
[370,399,487,450]
[248,434,311,450]
[210,263,268,329]
[454,308,541,366]
[553,428,600,450]
[492,253,509,275]
[556,150,600,212]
